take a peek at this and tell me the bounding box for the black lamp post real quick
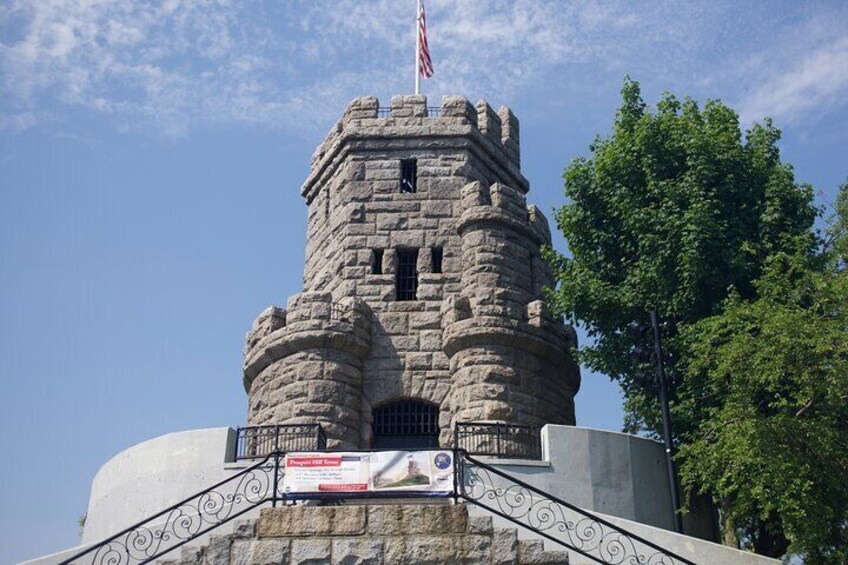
[629,309,684,534]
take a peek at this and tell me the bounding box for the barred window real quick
[400,159,417,193]
[396,249,418,300]
[373,400,439,449]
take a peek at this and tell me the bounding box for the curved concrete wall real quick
[79,425,714,549]
[489,425,716,540]
[82,428,239,544]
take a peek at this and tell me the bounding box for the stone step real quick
[517,540,569,565]
[153,504,569,565]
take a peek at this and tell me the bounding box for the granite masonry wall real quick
[242,95,580,448]
[159,505,569,565]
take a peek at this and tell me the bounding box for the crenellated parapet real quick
[243,292,372,448]
[302,95,525,205]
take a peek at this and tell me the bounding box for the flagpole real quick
[414,0,420,95]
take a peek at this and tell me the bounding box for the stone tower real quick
[242,95,580,449]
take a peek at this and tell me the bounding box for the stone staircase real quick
[157,505,569,565]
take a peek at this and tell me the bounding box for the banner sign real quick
[282,450,454,498]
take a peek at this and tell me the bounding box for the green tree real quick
[545,78,828,557]
[676,244,848,561]
[545,78,818,434]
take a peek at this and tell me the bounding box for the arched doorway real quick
[372,400,439,449]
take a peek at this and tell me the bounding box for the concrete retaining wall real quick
[484,425,717,539]
[78,425,715,546]
[82,428,242,544]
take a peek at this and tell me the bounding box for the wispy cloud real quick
[1,1,846,137]
[0,0,286,135]
[736,36,848,125]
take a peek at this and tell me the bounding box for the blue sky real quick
[1,1,846,562]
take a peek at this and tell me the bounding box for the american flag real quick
[418,2,434,79]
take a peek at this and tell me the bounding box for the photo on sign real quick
[370,451,432,490]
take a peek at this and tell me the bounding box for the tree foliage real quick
[546,79,848,559]
[676,247,848,561]
[825,180,848,269]
[546,78,818,432]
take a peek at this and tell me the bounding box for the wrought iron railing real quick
[60,454,283,565]
[375,106,442,118]
[455,450,696,565]
[234,424,326,461]
[454,422,542,459]
[64,445,695,565]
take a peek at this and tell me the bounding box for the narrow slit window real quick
[396,249,419,301]
[431,247,443,274]
[372,249,383,275]
[325,187,331,217]
[400,159,417,193]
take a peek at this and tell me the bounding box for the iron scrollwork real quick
[456,451,696,565]
[62,455,282,565]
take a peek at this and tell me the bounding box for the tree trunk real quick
[720,497,738,547]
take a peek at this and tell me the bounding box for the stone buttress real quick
[242,94,580,449]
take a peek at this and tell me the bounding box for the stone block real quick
[390,95,427,118]
[231,539,290,565]
[517,539,568,565]
[291,538,331,565]
[232,519,258,539]
[428,178,461,200]
[538,549,569,564]
[367,505,467,535]
[408,217,439,230]
[492,528,519,565]
[440,95,476,124]
[419,330,442,352]
[331,539,384,565]
[476,100,502,142]
[421,201,453,218]
[467,515,493,534]
[378,313,408,335]
[259,507,366,537]
[389,231,425,249]
[383,536,455,565]
[204,535,231,565]
[409,311,441,330]
[457,534,492,564]
[406,353,432,370]
[308,381,344,404]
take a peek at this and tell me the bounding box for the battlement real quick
[303,95,525,201]
[338,95,519,150]
[243,292,371,391]
[440,293,570,339]
[457,181,553,246]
